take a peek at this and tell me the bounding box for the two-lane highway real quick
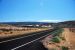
[0,29,55,50]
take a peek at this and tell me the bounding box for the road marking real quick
[11,32,51,50]
[0,30,49,43]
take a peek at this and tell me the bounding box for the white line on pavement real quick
[11,32,50,50]
[0,30,48,43]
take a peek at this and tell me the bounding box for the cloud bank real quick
[37,20,62,23]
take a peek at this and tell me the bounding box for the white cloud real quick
[37,20,62,22]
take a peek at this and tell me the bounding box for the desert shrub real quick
[61,46,69,50]
[1,29,12,32]
[53,28,64,36]
[10,32,13,34]
[51,36,60,43]
[50,48,57,50]
[60,37,65,40]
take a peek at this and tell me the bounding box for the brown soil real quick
[0,26,49,38]
[42,28,75,50]
[64,28,75,50]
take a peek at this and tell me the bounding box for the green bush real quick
[53,28,64,36]
[60,37,65,40]
[61,46,69,50]
[51,36,60,43]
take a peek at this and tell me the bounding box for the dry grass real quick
[64,28,75,50]
[0,26,49,38]
[42,28,75,50]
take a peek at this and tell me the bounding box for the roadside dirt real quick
[64,28,75,50]
[0,26,50,38]
[42,28,75,50]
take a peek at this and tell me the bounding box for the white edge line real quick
[0,31,48,43]
[11,33,50,50]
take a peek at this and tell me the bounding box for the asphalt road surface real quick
[0,29,55,50]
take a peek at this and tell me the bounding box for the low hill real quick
[58,20,75,28]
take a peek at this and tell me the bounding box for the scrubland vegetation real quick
[42,28,75,50]
[0,25,49,38]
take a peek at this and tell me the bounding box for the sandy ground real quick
[0,28,49,38]
[64,28,75,50]
[42,28,75,50]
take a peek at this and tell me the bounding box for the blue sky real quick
[0,0,75,22]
